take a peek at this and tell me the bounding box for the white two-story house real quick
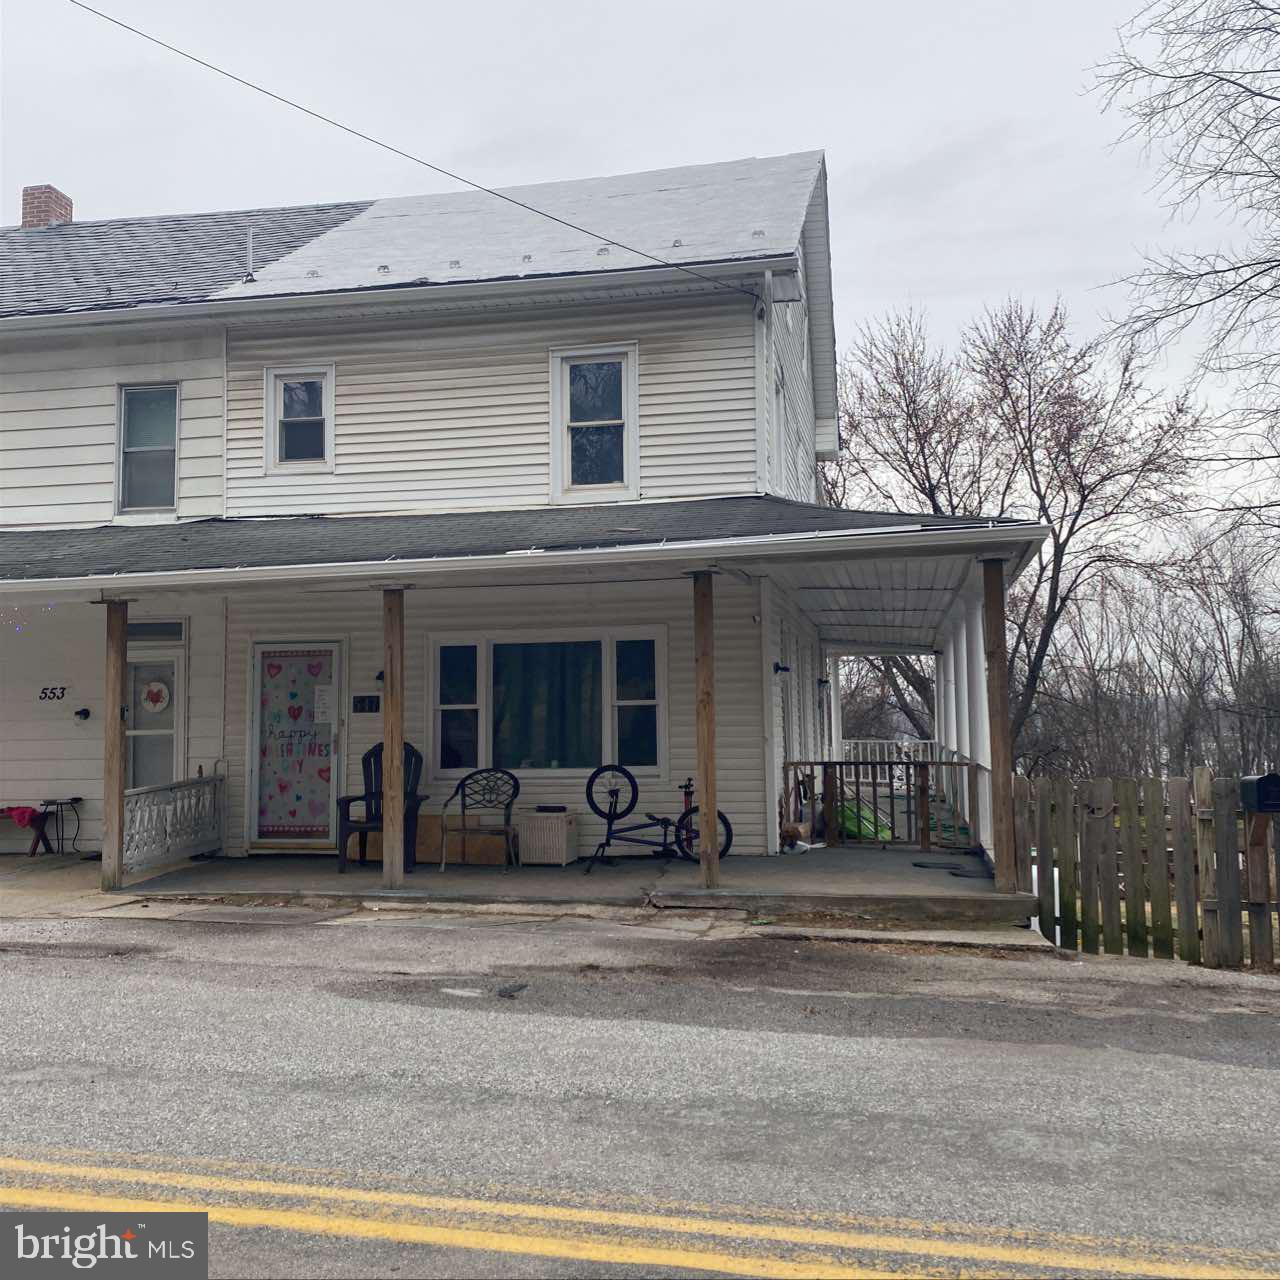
[0,153,1043,893]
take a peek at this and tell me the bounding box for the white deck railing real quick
[841,738,941,764]
[124,774,225,873]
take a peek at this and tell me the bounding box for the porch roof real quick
[0,496,1039,590]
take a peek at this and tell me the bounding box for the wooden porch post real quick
[382,588,406,889]
[982,559,1016,893]
[693,571,720,889]
[102,599,128,891]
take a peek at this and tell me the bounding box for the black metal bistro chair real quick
[438,768,520,870]
[337,742,426,873]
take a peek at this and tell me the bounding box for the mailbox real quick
[1240,772,1280,813]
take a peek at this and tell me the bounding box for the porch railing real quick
[124,774,225,874]
[841,738,941,764]
[784,753,983,851]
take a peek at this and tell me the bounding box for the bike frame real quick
[583,778,694,872]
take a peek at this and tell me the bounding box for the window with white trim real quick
[431,629,663,774]
[549,345,638,501]
[119,385,178,512]
[265,365,335,471]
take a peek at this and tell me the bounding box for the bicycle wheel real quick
[674,806,733,860]
[585,764,639,821]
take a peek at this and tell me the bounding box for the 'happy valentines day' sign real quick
[256,648,335,840]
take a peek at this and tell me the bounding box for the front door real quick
[252,643,341,846]
[126,655,182,789]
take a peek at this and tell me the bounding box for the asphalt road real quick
[0,905,1278,1278]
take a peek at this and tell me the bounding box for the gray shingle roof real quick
[0,496,1024,584]
[0,201,370,318]
[0,153,823,319]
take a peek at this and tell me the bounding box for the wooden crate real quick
[354,815,508,866]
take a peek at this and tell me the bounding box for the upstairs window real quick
[550,345,638,501]
[119,385,177,512]
[265,365,334,471]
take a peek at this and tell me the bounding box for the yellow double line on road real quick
[0,1153,1275,1279]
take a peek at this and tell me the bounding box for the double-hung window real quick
[550,344,638,502]
[431,629,663,775]
[265,365,335,471]
[119,385,178,512]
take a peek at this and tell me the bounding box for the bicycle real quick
[582,764,732,873]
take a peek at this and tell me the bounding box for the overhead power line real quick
[66,1,762,302]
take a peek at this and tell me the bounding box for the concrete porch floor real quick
[122,846,1036,925]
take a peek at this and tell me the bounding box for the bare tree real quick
[1097,0,1280,526]
[826,300,1203,759]
[1016,524,1279,777]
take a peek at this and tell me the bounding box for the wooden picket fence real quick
[1014,769,1279,970]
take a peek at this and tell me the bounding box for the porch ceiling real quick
[758,552,976,653]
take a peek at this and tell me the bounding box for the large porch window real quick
[431,629,663,775]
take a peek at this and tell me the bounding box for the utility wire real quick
[67,1,762,302]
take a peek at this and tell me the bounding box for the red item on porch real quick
[0,806,39,828]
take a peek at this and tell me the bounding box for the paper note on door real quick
[314,684,335,723]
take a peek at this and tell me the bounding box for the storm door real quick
[252,643,341,845]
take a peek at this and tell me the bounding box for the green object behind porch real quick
[840,802,892,842]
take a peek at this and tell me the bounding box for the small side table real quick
[514,808,579,865]
[39,797,82,854]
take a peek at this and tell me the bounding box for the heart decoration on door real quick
[141,681,170,713]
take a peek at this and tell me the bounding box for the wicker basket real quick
[515,808,579,865]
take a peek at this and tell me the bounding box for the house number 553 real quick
[38,686,67,700]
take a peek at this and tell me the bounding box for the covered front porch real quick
[0,496,1043,920]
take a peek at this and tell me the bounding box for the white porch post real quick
[827,654,842,756]
[953,620,971,820]
[102,599,128,891]
[381,587,406,889]
[965,593,992,846]
[954,621,971,760]
[982,559,1016,893]
[933,650,947,747]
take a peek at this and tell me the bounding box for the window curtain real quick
[492,642,601,769]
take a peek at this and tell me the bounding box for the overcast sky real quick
[0,0,1230,375]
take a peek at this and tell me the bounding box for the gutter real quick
[0,255,796,337]
[0,520,1050,597]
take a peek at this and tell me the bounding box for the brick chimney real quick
[21,184,73,229]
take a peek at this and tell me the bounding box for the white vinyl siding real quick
[223,296,757,515]
[767,293,818,503]
[0,328,224,527]
[220,575,767,857]
[0,596,225,852]
[766,582,825,850]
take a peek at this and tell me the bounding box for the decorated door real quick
[253,644,340,844]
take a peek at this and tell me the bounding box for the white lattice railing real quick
[124,775,225,873]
